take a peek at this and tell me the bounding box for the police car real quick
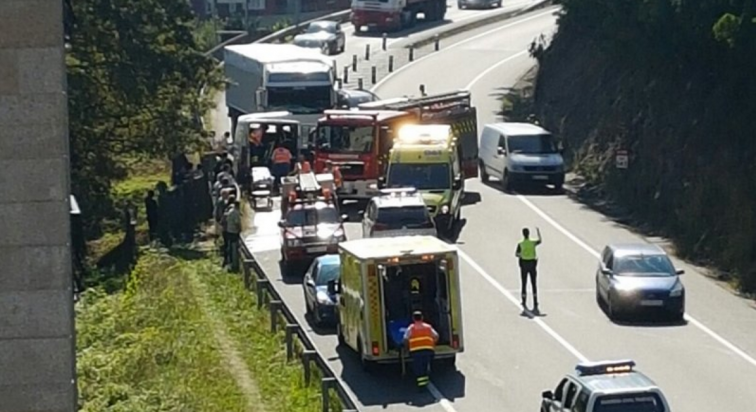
[360,188,437,238]
[540,360,670,412]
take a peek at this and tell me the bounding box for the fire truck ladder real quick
[373,90,472,112]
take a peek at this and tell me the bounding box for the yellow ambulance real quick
[328,235,464,371]
[380,124,465,233]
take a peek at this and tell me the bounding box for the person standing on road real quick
[516,227,542,312]
[404,310,439,390]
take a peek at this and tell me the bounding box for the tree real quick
[66,0,224,237]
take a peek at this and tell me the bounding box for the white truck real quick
[224,43,337,136]
[351,0,447,32]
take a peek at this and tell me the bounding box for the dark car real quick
[336,89,380,109]
[595,243,685,321]
[303,254,340,325]
[293,20,346,55]
[458,0,501,9]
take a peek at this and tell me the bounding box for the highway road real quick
[232,5,756,412]
[207,0,540,139]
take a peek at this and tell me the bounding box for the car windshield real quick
[376,206,430,228]
[285,205,340,226]
[387,163,450,190]
[614,254,676,277]
[507,134,558,154]
[316,125,374,153]
[594,393,666,412]
[315,262,340,285]
[306,23,335,33]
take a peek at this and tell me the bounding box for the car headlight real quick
[316,290,334,305]
[286,238,301,247]
[440,205,450,214]
[510,164,524,172]
[669,281,684,297]
[613,282,636,293]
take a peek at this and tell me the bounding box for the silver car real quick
[293,21,346,55]
[596,243,686,321]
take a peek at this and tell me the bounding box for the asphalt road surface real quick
[236,6,756,412]
[207,0,539,138]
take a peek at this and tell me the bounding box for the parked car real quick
[479,122,565,191]
[458,0,501,9]
[293,20,346,55]
[361,188,437,238]
[303,254,340,325]
[595,243,686,321]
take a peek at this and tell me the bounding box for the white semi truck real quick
[224,43,337,135]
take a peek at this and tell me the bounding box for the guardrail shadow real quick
[239,248,361,411]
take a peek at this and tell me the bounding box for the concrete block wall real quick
[0,0,77,411]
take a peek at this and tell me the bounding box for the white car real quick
[292,20,346,55]
[479,122,566,190]
[360,188,437,238]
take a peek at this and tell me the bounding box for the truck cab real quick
[381,124,464,232]
[331,235,464,371]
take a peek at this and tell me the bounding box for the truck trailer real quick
[224,43,337,135]
[351,0,447,32]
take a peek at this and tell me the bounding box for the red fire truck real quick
[351,0,447,33]
[309,90,479,200]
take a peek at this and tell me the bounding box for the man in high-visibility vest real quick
[271,144,292,192]
[403,310,439,389]
[515,227,542,311]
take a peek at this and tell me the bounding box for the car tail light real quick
[452,334,459,349]
[373,223,388,230]
[372,341,380,355]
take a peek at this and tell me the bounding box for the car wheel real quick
[336,322,346,346]
[501,170,511,192]
[305,298,313,315]
[479,161,490,182]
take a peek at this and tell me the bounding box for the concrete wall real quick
[0,1,77,411]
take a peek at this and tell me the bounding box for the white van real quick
[478,122,565,190]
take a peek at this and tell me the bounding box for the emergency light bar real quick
[379,187,418,196]
[575,360,636,376]
[324,110,380,121]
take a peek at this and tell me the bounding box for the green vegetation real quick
[77,247,339,411]
[532,0,756,291]
[67,0,223,239]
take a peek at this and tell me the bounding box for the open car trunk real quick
[379,261,453,350]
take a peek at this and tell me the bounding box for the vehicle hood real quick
[509,152,564,167]
[284,223,343,239]
[613,275,679,291]
[294,32,334,42]
[421,191,451,206]
[315,285,337,302]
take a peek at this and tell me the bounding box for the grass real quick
[76,245,343,412]
[76,249,252,411]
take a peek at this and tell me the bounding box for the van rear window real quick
[376,206,431,228]
[594,393,665,412]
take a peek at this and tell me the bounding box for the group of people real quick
[212,154,243,270]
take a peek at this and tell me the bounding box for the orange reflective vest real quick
[407,322,436,352]
[332,166,342,187]
[272,148,292,164]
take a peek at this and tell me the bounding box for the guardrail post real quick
[321,377,337,412]
[242,259,253,290]
[285,324,299,361]
[365,44,370,60]
[302,350,316,386]
[343,66,349,83]
[352,54,357,71]
[434,34,440,51]
[371,66,376,84]
[388,55,394,72]
[382,33,387,50]
[256,279,269,309]
[409,46,414,62]
[357,78,363,90]
[270,300,282,332]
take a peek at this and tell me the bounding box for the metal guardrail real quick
[238,244,359,412]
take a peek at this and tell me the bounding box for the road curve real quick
[370,5,756,411]
[207,0,540,137]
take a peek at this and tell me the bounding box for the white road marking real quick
[513,194,756,368]
[427,383,459,412]
[371,7,558,91]
[458,249,590,362]
[464,50,528,90]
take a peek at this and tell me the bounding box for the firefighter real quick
[271,143,292,192]
[403,310,439,389]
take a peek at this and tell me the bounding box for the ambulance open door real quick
[436,259,453,345]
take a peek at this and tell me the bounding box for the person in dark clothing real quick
[145,190,159,241]
[515,227,542,311]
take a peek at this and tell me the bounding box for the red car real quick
[278,199,347,273]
